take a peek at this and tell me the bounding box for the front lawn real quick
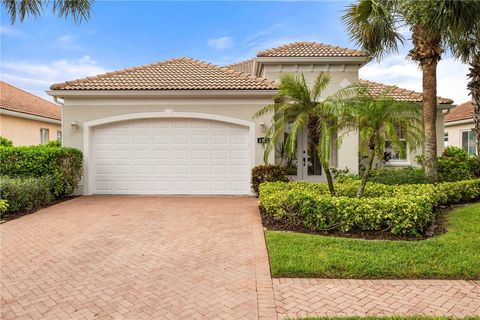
[295,317,479,320]
[266,203,480,279]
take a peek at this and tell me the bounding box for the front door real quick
[280,125,323,181]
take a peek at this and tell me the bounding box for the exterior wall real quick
[261,62,361,174]
[0,114,61,146]
[61,96,274,192]
[444,121,475,149]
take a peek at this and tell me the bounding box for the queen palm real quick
[1,0,93,24]
[254,72,356,196]
[342,0,480,182]
[341,85,424,197]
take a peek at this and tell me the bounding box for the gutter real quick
[444,118,475,127]
[0,109,61,125]
[46,89,279,98]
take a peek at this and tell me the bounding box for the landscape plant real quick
[254,72,357,196]
[340,85,424,197]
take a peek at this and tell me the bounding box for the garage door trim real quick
[83,110,256,195]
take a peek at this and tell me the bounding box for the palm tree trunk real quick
[467,54,480,159]
[357,144,376,198]
[422,60,439,182]
[409,26,443,183]
[321,158,337,196]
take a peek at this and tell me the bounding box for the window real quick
[444,132,449,147]
[56,130,62,142]
[384,128,407,161]
[461,130,476,155]
[40,128,49,144]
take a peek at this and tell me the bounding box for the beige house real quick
[48,41,453,195]
[444,101,477,155]
[1,81,61,146]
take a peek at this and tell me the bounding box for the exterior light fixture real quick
[260,122,267,132]
[71,121,79,129]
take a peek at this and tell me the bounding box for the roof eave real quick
[255,56,371,66]
[0,108,61,124]
[47,89,279,98]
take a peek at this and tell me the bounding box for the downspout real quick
[53,96,65,145]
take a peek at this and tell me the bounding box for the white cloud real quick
[0,25,21,36]
[208,36,234,50]
[0,56,108,99]
[360,54,470,104]
[57,34,74,44]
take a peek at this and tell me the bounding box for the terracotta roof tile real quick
[0,81,61,120]
[50,57,277,91]
[225,59,255,74]
[444,100,475,122]
[359,80,453,105]
[257,41,368,58]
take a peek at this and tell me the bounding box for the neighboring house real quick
[0,81,61,146]
[444,100,477,155]
[48,41,453,195]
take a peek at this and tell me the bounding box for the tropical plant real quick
[341,85,424,197]
[253,72,357,196]
[342,0,480,182]
[446,13,480,159]
[1,0,93,24]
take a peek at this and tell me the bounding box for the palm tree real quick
[342,0,479,182]
[254,72,357,196]
[2,0,93,24]
[341,85,424,197]
[445,14,480,158]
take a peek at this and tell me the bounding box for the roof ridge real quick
[225,58,255,67]
[257,41,366,57]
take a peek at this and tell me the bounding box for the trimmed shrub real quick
[0,176,52,214]
[0,200,8,216]
[0,136,13,147]
[45,140,62,147]
[435,179,480,206]
[437,147,476,182]
[259,181,434,235]
[251,165,289,195]
[369,167,429,185]
[0,145,82,198]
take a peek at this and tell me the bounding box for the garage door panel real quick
[92,118,250,194]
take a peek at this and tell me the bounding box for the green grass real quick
[266,203,480,279]
[294,317,480,320]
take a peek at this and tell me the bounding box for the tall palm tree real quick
[342,0,479,182]
[254,72,357,196]
[341,85,424,197]
[445,14,480,158]
[2,0,93,24]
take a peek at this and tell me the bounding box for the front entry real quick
[279,126,324,182]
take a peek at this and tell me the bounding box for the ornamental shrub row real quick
[0,145,83,198]
[251,165,290,195]
[0,176,53,215]
[258,179,480,236]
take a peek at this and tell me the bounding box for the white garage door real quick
[92,118,251,194]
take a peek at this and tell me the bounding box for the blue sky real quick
[1,1,470,103]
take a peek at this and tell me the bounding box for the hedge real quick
[251,165,289,195]
[369,167,429,185]
[0,145,82,198]
[258,179,480,236]
[0,200,8,216]
[0,176,52,215]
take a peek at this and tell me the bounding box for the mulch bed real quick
[259,205,458,241]
[0,196,79,223]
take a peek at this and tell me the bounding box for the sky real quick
[0,0,471,104]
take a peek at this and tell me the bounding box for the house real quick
[1,81,61,146]
[48,41,453,195]
[444,101,477,155]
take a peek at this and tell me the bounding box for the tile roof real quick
[50,57,277,91]
[444,100,475,123]
[359,80,453,105]
[257,41,368,58]
[225,59,255,74]
[0,81,61,120]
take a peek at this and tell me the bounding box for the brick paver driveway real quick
[1,196,276,320]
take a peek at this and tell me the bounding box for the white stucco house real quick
[48,41,454,195]
[444,101,477,155]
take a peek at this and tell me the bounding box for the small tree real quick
[341,85,424,197]
[254,72,357,196]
